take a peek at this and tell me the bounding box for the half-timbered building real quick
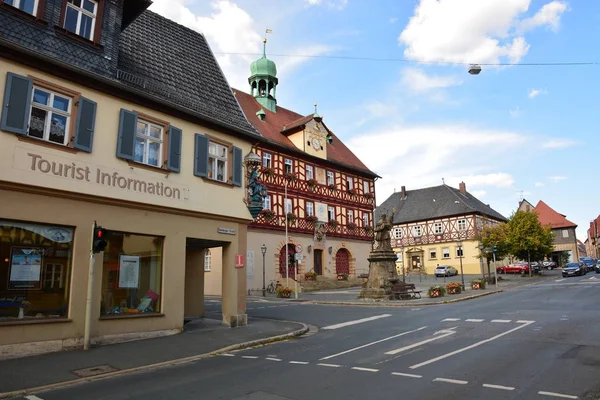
[376,183,506,275]
[234,43,379,292]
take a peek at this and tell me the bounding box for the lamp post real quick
[284,179,289,289]
[457,240,465,291]
[261,244,267,297]
[478,242,485,280]
[493,245,498,289]
[400,245,405,283]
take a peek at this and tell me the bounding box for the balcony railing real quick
[262,172,374,207]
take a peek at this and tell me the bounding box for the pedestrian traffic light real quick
[93,225,108,253]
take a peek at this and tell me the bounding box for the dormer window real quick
[64,0,98,41]
[4,0,39,16]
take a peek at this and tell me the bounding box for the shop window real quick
[0,220,73,321]
[100,231,163,317]
[204,249,211,272]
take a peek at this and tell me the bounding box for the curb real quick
[0,321,309,399]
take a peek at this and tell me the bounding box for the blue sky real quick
[150,0,600,240]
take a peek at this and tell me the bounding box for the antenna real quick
[517,190,524,201]
[442,178,445,184]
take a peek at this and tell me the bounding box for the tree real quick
[506,210,554,273]
[477,223,510,278]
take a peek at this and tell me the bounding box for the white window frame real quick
[264,195,271,210]
[306,201,314,217]
[458,219,467,231]
[43,263,64,289]
[6,0,39,15]
[326,171,334,186]
[204,249,211,272]
[135,119,164,167]
[394,227,403,239]
[327,206,335,221]
[442,247,450,259]
[28,86,72,146]
[346,176,354,191]
[285,198,293,214]
[412,225,422,237]
[429,249,437,259]
[363,180,370,194]
[363,212,370,227]
[306,165,314,180]
[562,229,569,238]
[284,158,293,174]
[347,209,354,223]
[434,222,444,235]
[208,141,228,182]
[64,0,98,41]
[262,153,272,168]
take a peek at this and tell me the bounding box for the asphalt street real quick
[15,270,600,400]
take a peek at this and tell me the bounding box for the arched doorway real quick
[279,244,296,279]
[335,248,350,275]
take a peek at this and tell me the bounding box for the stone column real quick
[221,224,248,327]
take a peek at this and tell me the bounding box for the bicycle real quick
[266,280,281,294]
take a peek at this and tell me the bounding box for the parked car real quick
[542,261,557,270]
[580,257,596,272]
[595,260,600,274]
[435,266,458,277]
[497,263,530,274]
[562,262,586,277]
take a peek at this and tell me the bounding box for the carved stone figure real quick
[248,169,267,205]
[373,209,395,251]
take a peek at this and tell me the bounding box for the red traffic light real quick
[93,226,108,253]
[96,229,104,238]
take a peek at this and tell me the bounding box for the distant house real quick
[376,182,506,275]
[587,216,600,259]
[578,240,587,258]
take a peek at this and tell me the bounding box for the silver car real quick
[435,266,458,277]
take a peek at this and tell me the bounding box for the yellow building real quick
[0,4,258,357]
[376,183,506,276]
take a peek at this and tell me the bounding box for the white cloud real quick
[528,88,547,98]
[447,173,515,188]
[509,107,522,118]
[306,0,348,9]
[471,190,487,198]
[535,182,545,187]
[549,176,567,182]
[542,139,578,149]
[519,1,568,32]
[398,0,566,65]
[401,68,463,92]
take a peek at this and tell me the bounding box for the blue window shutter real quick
[232,146,242,187]
[167,125,182,173]
[116,109,137,160]
[73,97,97,152]
[194,133,209,177]
[1,72,33,135]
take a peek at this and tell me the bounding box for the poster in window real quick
[8,247,43,290]
[118,255,140,288]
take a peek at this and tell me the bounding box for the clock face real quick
[312,138,321,150]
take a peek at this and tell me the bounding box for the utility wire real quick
[213,52,599,66]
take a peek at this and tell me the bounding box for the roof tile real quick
[534,200,577,229]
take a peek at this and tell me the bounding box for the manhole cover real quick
[71,365,119,378]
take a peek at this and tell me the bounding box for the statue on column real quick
[373,208,395,251]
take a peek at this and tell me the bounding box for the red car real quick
[497,263,530,274]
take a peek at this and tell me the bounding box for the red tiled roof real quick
[534,200,577,229]
[233,89,378,177]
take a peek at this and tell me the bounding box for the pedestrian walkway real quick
[0,318,307,397]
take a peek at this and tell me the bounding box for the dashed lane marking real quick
[242,356,259,359]
[385,329,456,355]
[317,363,341,368]
[483,384,516,391]
[538,391,578,399]
[391,372,422,379]
[220,354,235,357]
[289,361,309,365]
[25,396,44,400]
[322,314,392,330]
[442,318,460,322]
[265,357,282,362]
[433,378,468,385]
[555,279,566,282]
[351,367,379,372]
[491,319,512,323]
[465,319,484,322]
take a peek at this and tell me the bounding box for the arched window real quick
[204,249,211,272]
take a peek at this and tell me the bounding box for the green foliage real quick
[428,285,446,297]
[506,210,554,261]
[446,281,462,294]
[471,278,486,289]
[477,223,511,261]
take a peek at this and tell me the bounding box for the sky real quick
[149,0,600,240]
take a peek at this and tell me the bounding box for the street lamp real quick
[478,242,485,280]
[468,64,482,75]
[493,245,498,289]
[457,240,465,291]
[261,244,267,297]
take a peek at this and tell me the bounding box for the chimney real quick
[459,181,466,194]
[401,186,406,198]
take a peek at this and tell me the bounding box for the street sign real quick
[235,254,244,268]
[295,253,303,261]
[295,244,303,253]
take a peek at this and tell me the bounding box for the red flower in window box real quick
[262,167,275,178]
[285,172,297,181]
[364,192,374,200]
[259,209,275,220]
[306,215,319,223]
[307,178,318,189]
[348,188,357,196]
[347,222,357,230]
[328,220,339,228]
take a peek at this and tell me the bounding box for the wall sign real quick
[235,254,244,268]
[8,247,43,290]
[119,255,140,288]
[218,228,237,235]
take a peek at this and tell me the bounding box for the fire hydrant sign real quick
[235,253,244,268]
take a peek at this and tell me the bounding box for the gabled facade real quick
[376,183,507,275]
[587,216,600,259]
[0,1,260,356]
[234,42,379,291]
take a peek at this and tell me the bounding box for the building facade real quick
[376,183,507,276]
[0,1,258,357]
[587,217,600,259]
[233,43,379,293]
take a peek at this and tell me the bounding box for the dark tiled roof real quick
[118,11,259,138]
[375,184,507,224]
[534,200,577,229]
[234,89,378,177]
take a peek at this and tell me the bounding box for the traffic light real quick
[93,225,108,253]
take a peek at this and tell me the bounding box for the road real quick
[17,271,600,400]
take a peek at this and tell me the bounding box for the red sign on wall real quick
[235,253,244,268]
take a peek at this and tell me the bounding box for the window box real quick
[428,285,446,298]
[262,167,275,178]
[327,183,336,190]
[328,220,339,228]
[348,188,357,196]
[446,282,462,295]
[364,192,374,200]
[259,209,275,220]
[306,215,318,223]
[347,222,357,230]
[286,213,297,224]
[307,178,318,189]
[284,172,297,181]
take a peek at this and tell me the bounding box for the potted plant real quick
[286,213,297,224]
[327,183,336,190]
[347,222,357,230]
[471,278,486,290]
[306,215,318,223]
[364,192,374,200]
[276,286,292,298]
[328,220,339,229]
[446,281,462,294]
[259,209,275,221]
[285,172,297,181]
[304,271,317,281]
[337,273,349,281]
[348,188,357,196]
[262,167,275,178]
[428,285,446,298]
[307,178,318,189]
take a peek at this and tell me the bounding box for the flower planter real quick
[429,289,441,298]
[447,287,461,295]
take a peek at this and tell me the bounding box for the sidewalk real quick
[0,318,307,398]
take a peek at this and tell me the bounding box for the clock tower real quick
[249,38,278,112]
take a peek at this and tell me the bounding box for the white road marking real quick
[411,308,421,311]
[538,391,578,399]
[289,361,309,365]
[220,354,235,357]
[385,330,456,355]
[483,384,515,391]
[433,378,468,385]
[410,321,535,369]
[392,372,422,378]
[555,279,565,282]
[317,363,341,368]
[242,356,259,359]
[516,320,536,324]
[491,319,512,323]
[265,357,282,362]
[319,326,427,360]
[465,319,484,322]
[25,396,44,400]
[352,367,379,372]
[442,318,460,322]
[322,314,392,330]
[256,307,265,309]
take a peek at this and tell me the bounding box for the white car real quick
[435,266,458,277]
